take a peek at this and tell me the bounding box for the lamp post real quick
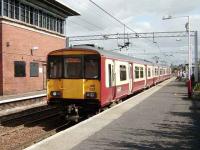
[162,15,192,97]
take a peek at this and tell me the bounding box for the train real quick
[47,45,171,119]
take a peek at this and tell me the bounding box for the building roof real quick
[27,0,80,17]
[46,0,80,16]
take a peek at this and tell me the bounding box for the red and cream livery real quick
[47,45,171,114]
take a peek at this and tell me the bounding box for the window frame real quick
[84,55,100,80]
[3,0,9,17]
[1,0,66,34]
[148,68,151,77]
[48,55,63,79]
[140,67,144,78]
[63,55,83,79]
[120,65,127,81]
[30,62,39,77]
[14,61,26,77]
[135,66,139,79]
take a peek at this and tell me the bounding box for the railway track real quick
[0,99,114,150]
[0,106,67,150]
[0,92,46,118]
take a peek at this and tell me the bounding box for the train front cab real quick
[47,49,101,111]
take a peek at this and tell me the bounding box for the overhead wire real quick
[67,0,128,33]
[87,0,164,54]
[65,0,184,65]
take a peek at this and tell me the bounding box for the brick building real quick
[0,0,79,95]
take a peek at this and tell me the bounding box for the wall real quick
[1,21,66,95]
[0,23,2,95]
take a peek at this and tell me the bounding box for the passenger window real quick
[120,65,126,81]
[108,64,112,87]
[135,66,139,79]
[148,68,151,77]
[140,67,144,78]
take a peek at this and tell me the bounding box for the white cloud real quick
[58,0,200,65]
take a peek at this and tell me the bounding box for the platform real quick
[0,90,46,117]
[0,90,46,103]
[26,78,200,150]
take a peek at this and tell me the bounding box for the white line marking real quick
[0,94,46,104]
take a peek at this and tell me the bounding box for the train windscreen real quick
[48,55,99,79]
[84,55,99,79]
[48,56,63,79]
[64,56,83,78]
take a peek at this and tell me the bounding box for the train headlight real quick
[50,91,62,97]
[85,92,97,99]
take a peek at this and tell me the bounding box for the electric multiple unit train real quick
[47,45,171,117]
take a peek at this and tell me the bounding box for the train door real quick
[145,65,147,88]
[112,62,116,99]
[42,64,47,90]
[129,63,133,93]
[106,59,115,100]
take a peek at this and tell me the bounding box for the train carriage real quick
[47,45,171,118]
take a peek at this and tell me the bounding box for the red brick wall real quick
[0,23,2,95]
[1,21,66,95]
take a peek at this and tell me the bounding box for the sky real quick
[57,0,200,65]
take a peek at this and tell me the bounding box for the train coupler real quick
[65,105,80,122]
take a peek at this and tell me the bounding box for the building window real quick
[53,17,56,31]
[30,62,39,77]
[60,20,64,34]
[25,5,29,23]
[20,3,25,22]
[49,16,53,31]
[34,9,38,26]
[39,10,43,27]
[3,0,9,17]
[47,14,50,29]
[9,0,15,19]
[14,61,26,77]
[43,12,47,28]
[135,66,139,79]
[120,65,126,81]
[57,18,60,33]
[30,6,34,25]
[15,0,20,20]
[2,0,65,35]
[140,67,144,78]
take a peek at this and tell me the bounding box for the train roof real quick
[65,45,154,65]
[50,45,171,67]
